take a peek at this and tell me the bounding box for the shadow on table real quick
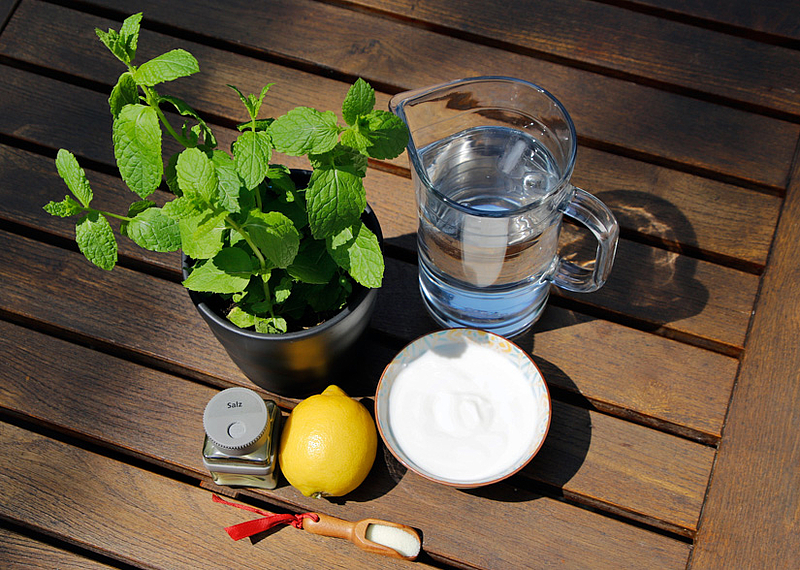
[461,353,592,503]
[381,189,709,339]
[557,189,709,331]
[362,347,593,504]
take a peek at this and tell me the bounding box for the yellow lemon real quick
[279,385,377,498]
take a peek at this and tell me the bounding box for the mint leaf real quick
[133,49,199,86]
[265,165,296,194]
[241,210,300,268]
[270,107,340,156]
[228,83,274,122]
[165,198,227,259]
[305,165,365,239]
[311,144,367,177]
[306,280,349,313]
[54,149,93,207]
[95,28,128,65]
[211,150,251,213]
[287,239,337,284]
[75,212,117,271]
[233,130,271,190]
[113,104,162,198]
[118,12,142,62]
[262,194,307,231]
[342,78,375,126]
[179,212,227,259]
[237,119,273,132]
[128,200,156,217]
[183,248,255,293]
[159,95,216,150]
[227,306,256,329]
[274,275,293,304]
[255,316,287,334]
[340,127,368,154]
[264,166,306,228]
[126,207,181,252]
[327,221,383,287]
[44,195,83,218]
[342,110,408,160]
[164,153,181,196]
[162,195,203,221]
[109,73,139,118]
[120,199,155,237]
[176,147,218,203]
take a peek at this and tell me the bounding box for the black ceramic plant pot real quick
[182,171,381,398]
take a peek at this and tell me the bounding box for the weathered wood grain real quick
[0,318,710,540]
[0,0,17,29]
[11,0,796,188]
[690,128,800,568]
[0,1,782,270]
[344,0,800,117]
[0,422,425,569]
[0,525,120,570]
[558,233,760,353]
[629,0,800,43]
[571,147,781,271]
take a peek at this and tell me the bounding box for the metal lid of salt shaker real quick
[203,387,268,455]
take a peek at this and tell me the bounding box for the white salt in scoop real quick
[302,513,421,561]
[366,523,422,559]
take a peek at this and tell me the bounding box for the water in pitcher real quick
[416,126,567,336]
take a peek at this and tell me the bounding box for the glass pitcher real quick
[390,77,619,337]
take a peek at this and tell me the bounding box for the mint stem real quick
[225,215,268,271]
[142,84,194,148]
[79,206,132,222]
[255,185,263,211]
[100,209,133,222]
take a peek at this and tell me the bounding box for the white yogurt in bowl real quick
[375,329,551,487]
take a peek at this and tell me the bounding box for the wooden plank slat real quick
[0,317,711,540]
[559,234,760,353]
[345,0,800,117]
[0,0,783,268]
[0,0,18,30]
[571,147,781,271]
[0,146,737,441]
[690,126,800,568]
[0,422,424,569]
[630,0,800,43]
[0,59,764,349]
[0,526,119,570]
[0,419,690,569]
[8,0,796,188]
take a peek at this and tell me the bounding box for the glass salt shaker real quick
[202,387,281,489]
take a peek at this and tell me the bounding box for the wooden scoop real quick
[302,513,421,560]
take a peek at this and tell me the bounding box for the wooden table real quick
[1,1,798,567]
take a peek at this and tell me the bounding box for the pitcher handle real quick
[552,187,619,293]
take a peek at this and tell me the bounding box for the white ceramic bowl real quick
[375,329,551,488]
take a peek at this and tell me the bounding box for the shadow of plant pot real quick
[181,170,381,398]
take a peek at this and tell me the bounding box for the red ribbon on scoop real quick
[212,494,320,541]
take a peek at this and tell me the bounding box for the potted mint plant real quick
[43,13,407,397]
